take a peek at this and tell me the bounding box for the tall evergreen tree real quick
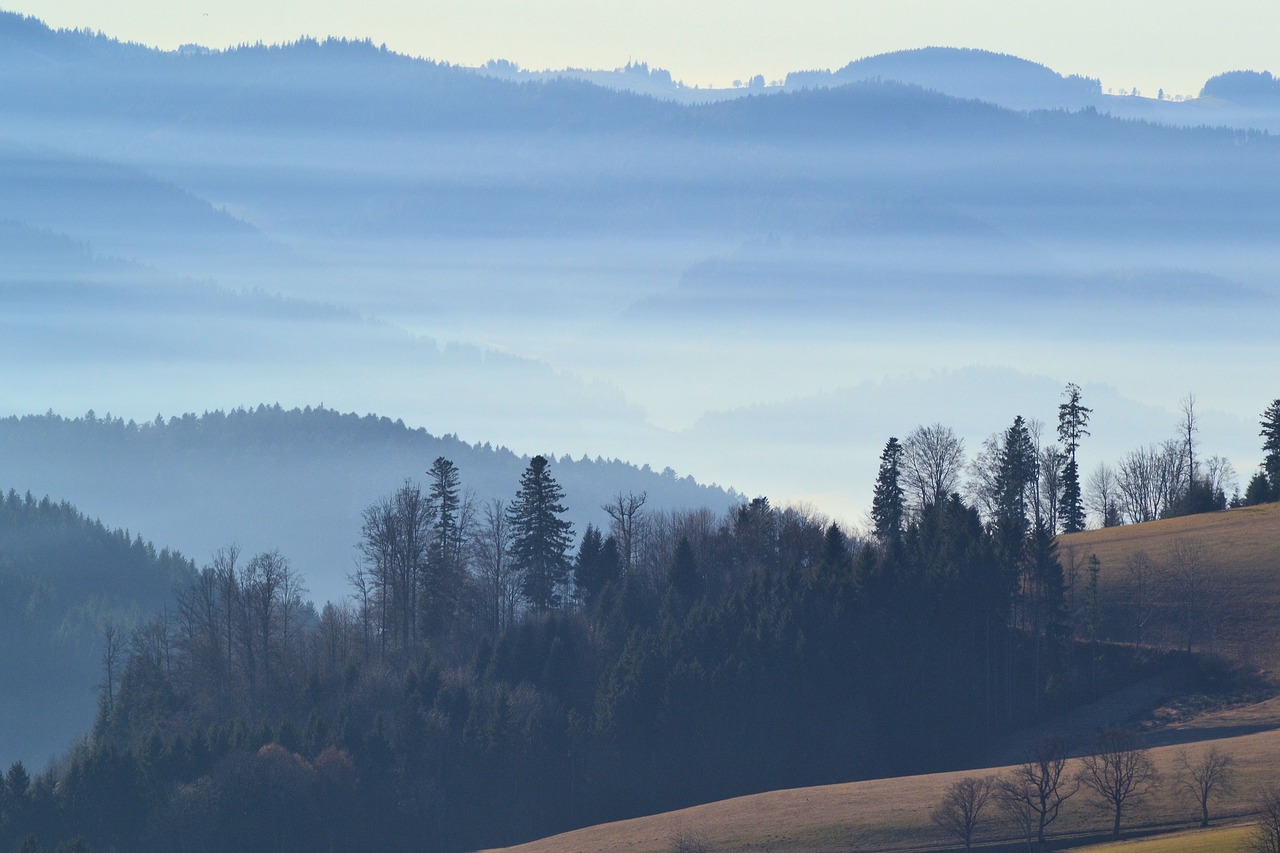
[572,524,619,606]
[1057,383,1092,533]
[507,455,574,611]
[425,457,465,634]
[1261,399,1280,501]
[871,437,905,542]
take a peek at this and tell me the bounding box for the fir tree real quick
[1261,399,1280,501]
[1057,383,1092,532]
[871,437,905,541]
[507,455,574,611]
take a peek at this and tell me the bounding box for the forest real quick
[1,390,1275,852]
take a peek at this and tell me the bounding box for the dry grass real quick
[1064,823,1254,851]
[1057,503,1280,668]
[481,724,1280,853]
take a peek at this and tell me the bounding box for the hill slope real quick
[0,492,193,766]
[0,407,740,604]
[486,707,1280,852]
[1057,503,1280,668]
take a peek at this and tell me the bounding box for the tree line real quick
[4,389,1276,851]
[0,438,1171,852]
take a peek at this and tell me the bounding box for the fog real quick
[1,16,1278,561]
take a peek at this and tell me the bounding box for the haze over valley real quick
[1,11,1277,534]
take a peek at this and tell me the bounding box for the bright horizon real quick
[6,1,1280,99]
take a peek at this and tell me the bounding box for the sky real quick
[8,0,1280,98]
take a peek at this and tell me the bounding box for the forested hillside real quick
[0,492,193,766]
[0,459,1161,852]
[0,406,737,604]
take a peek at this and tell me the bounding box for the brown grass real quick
[481,722,1280,853]
[1056,503,1280,669]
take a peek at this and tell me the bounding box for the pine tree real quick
[1261,399,1280,501]
[1057,383,1092,532]
[507,455,574,611]
[871,437,905,541]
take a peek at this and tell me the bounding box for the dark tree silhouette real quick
[1057,383,1092,533]
[996,735,1079,846]
[931,776,994,852]
[1176,745,1235,828]
[508,455,574,611]
[871,437,905,541]
[1261,399,1280,501]
[1078,728,1159,838]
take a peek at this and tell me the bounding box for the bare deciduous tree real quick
[996,735,1079,846]
[1124,551,1156,648]
[1086,462,1121,528]
[1116,441,1187,523]
[472,498,518,637]
[100,622,123,714]
[931,775,995,852]
[603,491,648,574]
[1078,728,1160,838]
[1164,537,1216,654]
[1175,746,1235,828]
[902,423,966,516]
[1251,787,1280,853]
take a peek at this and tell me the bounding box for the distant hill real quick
[787,47,1102,111]
[1201,70,1280,102]
[1058,503,1280,668]
[0,407,740,605]
[0,491,193,767]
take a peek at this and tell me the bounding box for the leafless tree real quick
[1078,728,1160,837]
[1175,746,1235,827]
[1037,443,1063,533]
[1124,551,1156,648]
[996,735,1080,846]
[1116,441,1187,523]
[966,433,1003,523]
[1251,787,1280,853]
[931,776,995,852]
[100,622,123,714]
[472,498,518,637]
[132,610,172,675]
[1204,455,1239,503]
[1163,537,1216,654]
[1180,393,1199,496]
[1086,462,1121,528]
[603,491,648,574]
[902,423,966,516]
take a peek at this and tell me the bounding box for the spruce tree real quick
[425,457,464,632]
[1261,399,1280,501]
[871,437,905,541]
[1057,383,1092,532]
[507,455,574,611]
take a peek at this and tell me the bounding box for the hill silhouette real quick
[0,407,740,606]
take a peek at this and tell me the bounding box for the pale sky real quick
[7,1,1279,97]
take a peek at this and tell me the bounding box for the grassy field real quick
[483,724,1280,852]
[1057,502,1280,668]
[1064,823,1254,852]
